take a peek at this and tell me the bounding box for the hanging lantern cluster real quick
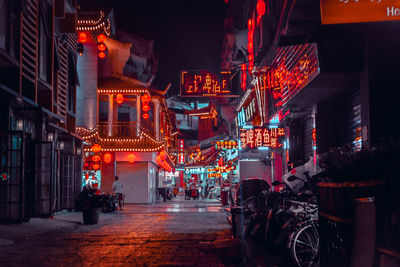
[256,0,266,25]
[83,149,102,171]
[141,94,151,120]
[247,17,255,73]
[241,63,247,91]
[97,34,108,60]
[189,148,204,162]
[92,143,101,153]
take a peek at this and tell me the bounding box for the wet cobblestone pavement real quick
[0,196,248,267]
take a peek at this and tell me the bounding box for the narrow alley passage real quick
[0,196,246,267]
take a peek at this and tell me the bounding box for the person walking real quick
[112,176,123,210]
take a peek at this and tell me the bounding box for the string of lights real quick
[97,89,150,94]
[77,11,104,25]
[76,19,111,36]
[83,144,165,153]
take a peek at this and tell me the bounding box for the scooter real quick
[100,193,118,213]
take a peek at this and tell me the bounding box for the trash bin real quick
[82,208,100,225]
[221,189,229,206]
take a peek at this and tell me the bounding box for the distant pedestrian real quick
[112,176,123,209]
[205,183,209,198]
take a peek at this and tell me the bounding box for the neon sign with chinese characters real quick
[240,127,285,149]
[178,139,185,164]
[180,71,233,97]
[216,140,238,150]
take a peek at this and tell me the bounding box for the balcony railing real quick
[98,122,156,139]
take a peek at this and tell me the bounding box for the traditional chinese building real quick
[75,10,176,204]
[0,0,82,222]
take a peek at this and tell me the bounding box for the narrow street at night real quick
[2,0,400,266]
[0,196,249,267]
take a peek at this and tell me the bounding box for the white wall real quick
[239,160,271,184]
[116,162,149,203]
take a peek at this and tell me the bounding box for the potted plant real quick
[78,185,103,225]
[317,140,400,266]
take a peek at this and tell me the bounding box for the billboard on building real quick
[240,127,285,149]
[320,0,400,25]
[180,71,237,97]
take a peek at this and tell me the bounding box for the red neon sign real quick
[180,71,233,97]
[178,139,184,164]
[240,127,285,149]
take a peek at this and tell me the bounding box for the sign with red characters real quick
[180,71,233,97]
[178,139,185,164]
[240,127,285,149]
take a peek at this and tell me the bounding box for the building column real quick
[136,95,141,136]
[155,100,160,140]
[312,105,317,172]
[108,94,113,137]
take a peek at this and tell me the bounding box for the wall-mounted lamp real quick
[16,120,23,131]
[76,148,82,155]
[59,141,65,150]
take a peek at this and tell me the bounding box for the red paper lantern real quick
[78,32,87,44]
[247,42,253,53]
[248,54,254,62]
[141,94,150,105]
[116,93,124,104]
[159,150,167,160]
[92,155,101,162]
[143,113,149,120]
[98,51,106,59]
[93,164,100,170]
[97,34,107,43]
[247,18,255,31]
[104,153,112,164]
[256,0,266,16]
[142,105,150,112]
[248,30,254,43]
[127,153,136,163]
[92,144,101,153]
[98,43,107,52]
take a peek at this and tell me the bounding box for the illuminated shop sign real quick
[320,0,400,25]
[215,140,238,150]
[235,93,258,129]
[260,43,319,112]
[180,71,233,97]
[166,171,180,177]
[178,139,185,164]
[240,127,285,149]
[208,172,222,178]
[185,168,206,174]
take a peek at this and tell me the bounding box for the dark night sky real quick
[79,0,228,96]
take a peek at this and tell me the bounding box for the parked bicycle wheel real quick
[289,222,319,267]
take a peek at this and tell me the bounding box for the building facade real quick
[0,0,82,223]
[75,11,176,203]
